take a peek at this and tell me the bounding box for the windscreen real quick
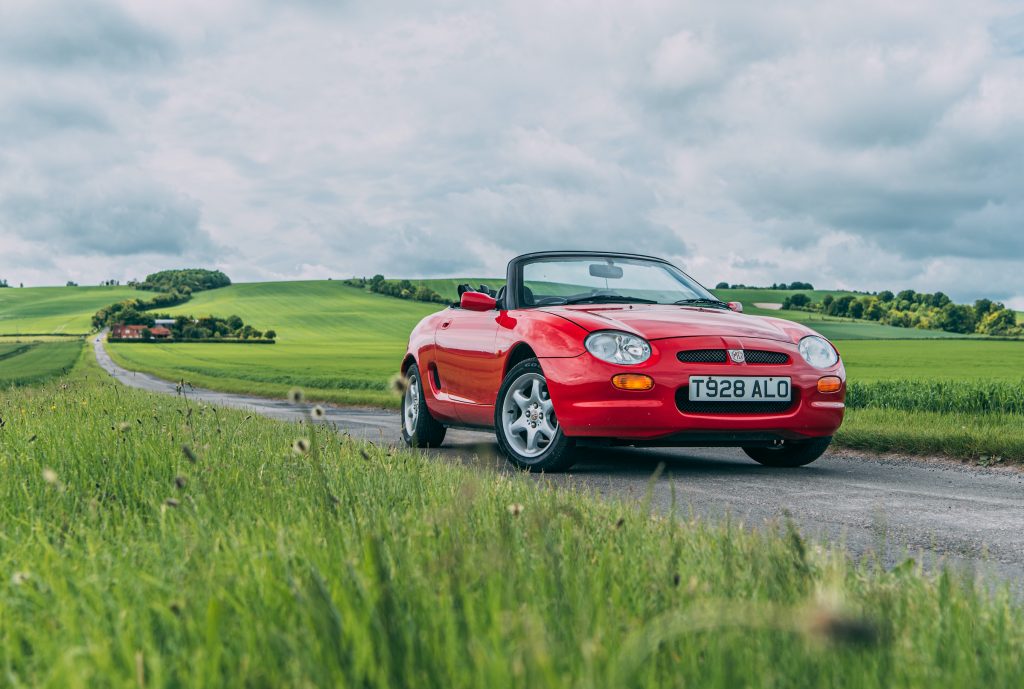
[519,256,716,307]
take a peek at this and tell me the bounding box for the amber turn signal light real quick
[817,376,843,393]
[612,374,655,391]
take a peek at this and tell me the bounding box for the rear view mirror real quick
[589,263,623,279]
[727,301,743,313]
[461,291,497,312]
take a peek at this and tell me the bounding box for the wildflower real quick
[310,406,326,421]
[42,468,59,485]
[287,388,305,404]
[164,498,180,508]
[174,475,187,489]
[10,571,30,586]
[390,374,410,396]
[507,503,524,517]
[293,438,311,455]
[181,445,198,463]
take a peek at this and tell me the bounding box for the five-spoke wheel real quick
[494,358,575,471]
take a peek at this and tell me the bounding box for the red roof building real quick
[110,324,172,340]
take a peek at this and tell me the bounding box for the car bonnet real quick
[539,304,798,343]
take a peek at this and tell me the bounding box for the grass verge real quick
[1,356,1023,687]
[836,408,1024,464]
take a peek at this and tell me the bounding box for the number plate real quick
[688,376,791,402]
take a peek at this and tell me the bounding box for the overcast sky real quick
[1,0,1022,306]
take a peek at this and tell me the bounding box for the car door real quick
[433,307,502,425]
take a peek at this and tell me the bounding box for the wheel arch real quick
[503,342,538,377]
[400,353,417,376]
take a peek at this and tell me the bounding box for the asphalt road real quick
[94,337,1024,586]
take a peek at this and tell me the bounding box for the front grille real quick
[676,349,789,364]
[677,349,727,363]
[743,350,789,364]
[675,387,798,415]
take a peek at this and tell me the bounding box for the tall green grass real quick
[848,379,1024,414]
[2,357,1022,687]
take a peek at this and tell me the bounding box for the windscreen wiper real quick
[561,295,658,305]
[672,298,731,310]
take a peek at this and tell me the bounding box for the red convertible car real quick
[400,251,846,471]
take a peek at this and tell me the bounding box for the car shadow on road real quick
[439,438,843,480]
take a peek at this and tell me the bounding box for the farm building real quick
[110,324,172,339]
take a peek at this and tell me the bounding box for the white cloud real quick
[0,0,1021,305]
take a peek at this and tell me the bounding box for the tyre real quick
[743,436,832,467]
[401,364,447,448]
[494,358,575,472]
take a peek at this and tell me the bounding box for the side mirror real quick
[461,291,497,312]
[727,301,743,313]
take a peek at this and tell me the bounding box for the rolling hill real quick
[0,285,137,334]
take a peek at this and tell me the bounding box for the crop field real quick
[0,340,83,387]
[0,285,138,334]
[1,358,1022,687]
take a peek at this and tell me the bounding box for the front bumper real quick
[540,336,845,442]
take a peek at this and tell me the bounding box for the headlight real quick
[585,331,652,365]
[798,336,839,369]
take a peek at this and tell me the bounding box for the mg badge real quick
[728,349,745,364]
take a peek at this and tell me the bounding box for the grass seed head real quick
[42,468,59,485]
[164,498,180,508]
[507,503,524,517]
[10,571,30,586]
[174,475,187,489]
[181,444,198,463]
[310,405,326,421]
[293,438,311,455]
[287,388,305,404]
[390,374,410,396]
[117,421,131,432]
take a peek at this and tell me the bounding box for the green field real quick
[0,340,83,387]
[0,285,138,334]
[105,282,1023,405]
[1,357,1021,687]
[108,281,440,406]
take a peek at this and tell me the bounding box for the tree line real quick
[133,269,231,294]
[716,281,815,290]
[343,275,448,304]
[782,290,1021,336]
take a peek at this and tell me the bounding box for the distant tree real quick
[937,304,976,334]
[66,281,78,287]
[264,330,277,341]
[783,293,811,310]
[715,282,729,289]
[848,299,865,319]
[973,299,995,320]
[0,279,8,288]
[877,290,894,303]
[896,289,916,303]
[977,308,1021,336]
[227,315,244,331]
[822,295,834,310]
[141,328,153,340]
